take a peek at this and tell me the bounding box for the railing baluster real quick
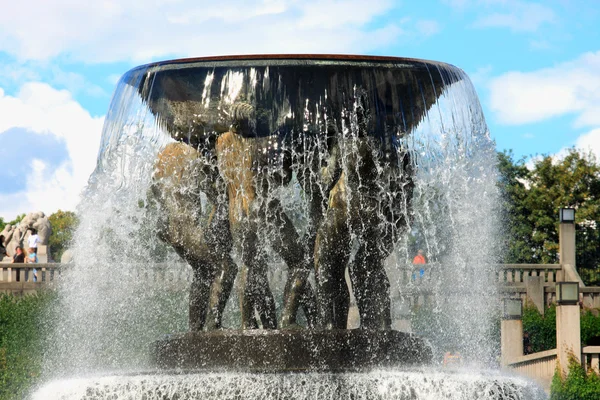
[507,269,513,283]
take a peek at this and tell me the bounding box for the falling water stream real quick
[32,56,545,399]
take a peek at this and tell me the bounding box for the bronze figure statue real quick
[132,56,460,331]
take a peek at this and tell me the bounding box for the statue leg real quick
[189,262,215,331]
[236,225,277,330]
[265,198,317,328]
[314,177,351,329]
[252,255,278,330]
[205,257,237,329]
[204,204,237,330]
[349,237,391,330]
[152,142,230,332]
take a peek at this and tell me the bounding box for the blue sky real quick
[1,0,599,219]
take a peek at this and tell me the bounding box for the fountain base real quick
[33,370,547,399]
[153,329,431,371]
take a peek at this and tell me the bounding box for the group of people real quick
[0,229,40,281]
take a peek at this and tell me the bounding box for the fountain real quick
[33,55,546,399]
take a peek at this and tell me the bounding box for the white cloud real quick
[0,0,405,63]
[0,83,104,219]
[443,0,556,33]
[472,2,555,32]
[488,50,600,126]
[575,128,600,160]
[415,20,441,37]
[0,60,107,98]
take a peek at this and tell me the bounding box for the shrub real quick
[551,354,600,400]
[0,292,56,400]
[522,303,557,352]
[522,304,600,352]
[580,309,600,345]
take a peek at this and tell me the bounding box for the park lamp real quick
[503,298,523,320]
[559,208,575,223]
[556,282,579,306]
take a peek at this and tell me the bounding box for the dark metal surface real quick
[153,329,432,372]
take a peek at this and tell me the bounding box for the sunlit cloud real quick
[0,83,104,219]
[0,0,408,63]
[575,128,600,160]
[488,50,600,126]
[472,2,555,33]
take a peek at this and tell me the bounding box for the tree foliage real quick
[498,149,600,285]
[47,210,78,262]
[0,292,56,400]
[522,303,600,353]
[551,353,600,400]
[522,303,557,353]
[0,214,26,233]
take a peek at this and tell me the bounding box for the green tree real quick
[48,210,78,261]
[498,149,600,285]
[8,214,25,226]
[551,353,600,400]
[497,151,534,263]
[0,292,56,400]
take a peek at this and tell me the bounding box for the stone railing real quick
[0,263,62,283]
[0,263,63,295]
[582,346,600,373]
[543,287,600,310]
[499,264,562,286]
[506,349,557,391]
[396,263,563,286]
[507,346,600,391]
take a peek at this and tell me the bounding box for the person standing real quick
[412,249,426,265]
[26,247,38,282]
[0,235,6,260]
[27,229,40,254]
[11,246,25,282]
[412,249,426,282]
[12,246,25,263]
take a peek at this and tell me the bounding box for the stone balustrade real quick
[506,349,557,391]
[499,264,562,286]
[0,263,63,295]
[582,346,600,374]
[0,263,62,283]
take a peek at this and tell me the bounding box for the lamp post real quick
[558,208,576,280]
[556,282,581,375]
[556,282,580,305]
[501,297,523,366]
[559,208,575,223]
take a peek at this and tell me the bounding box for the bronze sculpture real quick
[138,55,460,331]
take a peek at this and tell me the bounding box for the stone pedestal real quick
[556,304,581,375]
[153,329,432,372]
[501,320,523,366]
[525,276,544,315]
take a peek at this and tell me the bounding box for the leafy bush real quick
[523,304,600,352]
[0,292,56,400]
[551,354,600,400]
[580,309,600,345]
[522,303,557,352]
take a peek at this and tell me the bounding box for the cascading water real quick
[33,55,545,399]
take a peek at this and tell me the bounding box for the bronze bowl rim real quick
[130,53,458,71]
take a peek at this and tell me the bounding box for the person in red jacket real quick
[413,249,426,265]
[412,249,426,282]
